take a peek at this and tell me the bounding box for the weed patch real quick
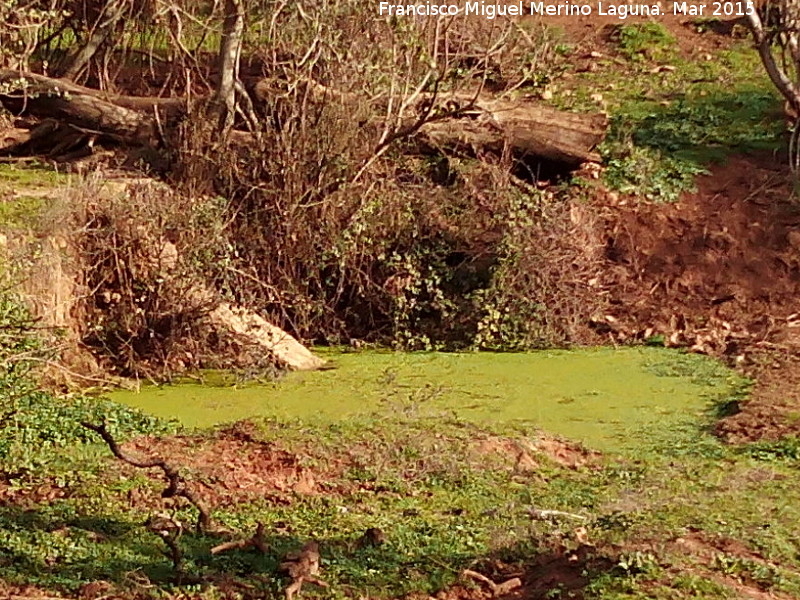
[741,437,800,463]
[611,23,677,62]
[0,287,177,481]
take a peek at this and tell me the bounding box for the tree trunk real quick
[747,0,800,115]
[214,0,245,136]
[416,93,606,165]
[1,70,607,167]
[58,0,128,81]
[0,73,154,146]
[0,69,189,147]
[0,70,187,115]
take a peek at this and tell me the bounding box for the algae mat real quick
[108,347,743,452]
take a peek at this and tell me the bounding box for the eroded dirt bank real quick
[592,153,800,441]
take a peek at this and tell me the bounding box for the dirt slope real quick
[593,153,800,441]
[599,154,799,353]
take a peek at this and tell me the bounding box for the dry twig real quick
[462,569,522,596]
[279,541,328,600]
[80,421,213,532]
[211,521,268,555]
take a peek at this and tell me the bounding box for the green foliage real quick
[612,23,676,62]
[466,187,600,350]
[742,437,800,463]
[0,195,44,229]
[0,386,798,599]
[600,85,781,201]
[556,38,783,204]
[615,550,661,576]
[0,392,178,474]
[714,553,789,589]
[469,190,548,350]
[384,246,459,351]
[602,142,707,202]
[0,417,545,594]
[629,89,783,162]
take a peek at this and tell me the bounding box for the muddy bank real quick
[596,154,800,358]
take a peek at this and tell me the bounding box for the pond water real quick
[108,347,743,452]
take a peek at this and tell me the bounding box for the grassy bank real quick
[1,404,799,599]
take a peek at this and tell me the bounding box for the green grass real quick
[0,163,65,188]
[0,312,791,600]
[0,295,791,599]
[549,38,784,201]
[611,23,677,62]
[1,406,799,599]
[0,163,67,229]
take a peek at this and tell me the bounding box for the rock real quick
[208,302,326,371]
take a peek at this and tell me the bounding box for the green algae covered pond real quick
[108,347,746,452]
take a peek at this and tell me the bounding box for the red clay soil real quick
[597,154,800,356]
[668,532,800,600]
[112,424,601,513]
[594,153,800,442]
[537,7,800,445]
[534,11,745,58]
[473,434,600,472]
[425,545,614,600]
[541,8,800,447]
[525,0,800,445]
[716,351,800,442]
[119,421,344,509]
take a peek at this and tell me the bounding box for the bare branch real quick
[211,522,268,555]
[81,421,213,532]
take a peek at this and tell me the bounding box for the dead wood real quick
[416,92,607,165]
[0,72,155,146]
[211,522,268,555]
[278,82,606,166]
[0,69,188,148]
[462,569,522,597]
[146,513,188,583]
[0,70,187,116]
[80,421,213,532]
[280,541,328,600]
[0,69,605,169]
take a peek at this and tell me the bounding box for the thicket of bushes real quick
[161,1,606,354]
[2,0,609,379]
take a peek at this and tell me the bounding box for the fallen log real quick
[1,71,153,146]
[0,69,187,147]
[416,92,606,165]
[301,83,607,165]
[1,69,606,167]
[0,70,187,116]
